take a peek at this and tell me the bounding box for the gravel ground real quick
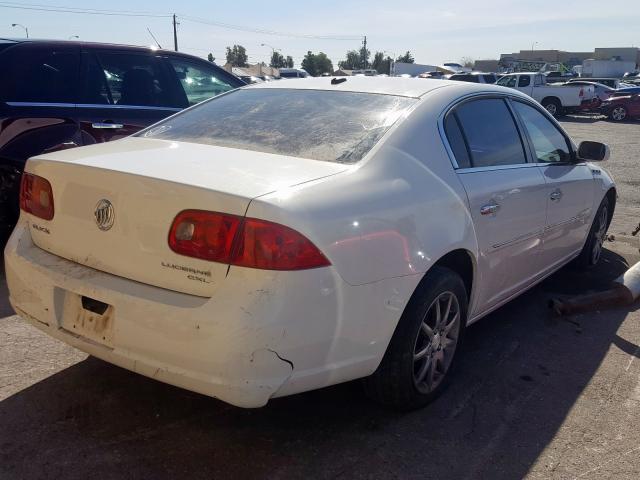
[1,118,639,479]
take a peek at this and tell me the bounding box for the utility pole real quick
[173,14,179,51]
[362,36,367,69]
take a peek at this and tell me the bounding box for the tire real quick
[609,105,628,122]
[542,98,562,117]
[363,266,468,410]
[574,196,610,269]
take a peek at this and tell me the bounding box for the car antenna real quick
[331,77,347,85]
[147,27,162,49]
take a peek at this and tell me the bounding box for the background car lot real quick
[1,118,639,479]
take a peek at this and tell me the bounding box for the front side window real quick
[167,58,236,106]
[94,52,174,107]
[512,101,571,163]
[497,76,516,88]
[140,89,415,164]
[451,98,526,168]
[0,46,79,103]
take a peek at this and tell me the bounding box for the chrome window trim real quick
[6,101,180,112]
[6,102,76,108]
[456,163,541,174]
[438,92,534,172]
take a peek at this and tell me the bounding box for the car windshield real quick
[139,88,416,163]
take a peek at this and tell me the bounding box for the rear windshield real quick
[139,88,416,163]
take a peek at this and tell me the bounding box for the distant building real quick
[473,59,499,72]
[332,69,353,76]
[223,63,280,78]
[594,47,639,65]
[391,62,438,76]
[497,47,639,73]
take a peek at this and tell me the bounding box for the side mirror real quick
[577,141,610,162]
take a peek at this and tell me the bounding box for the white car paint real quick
[4,77,615,407]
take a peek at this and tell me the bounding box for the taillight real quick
[168,210,330,271]
[579,88,584,97]
[19,172,54,220]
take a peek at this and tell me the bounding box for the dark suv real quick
[0,39,244,238]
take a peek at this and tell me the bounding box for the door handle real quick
[480,203,501,216]
[550,189,563,201]
[91,122,124,129]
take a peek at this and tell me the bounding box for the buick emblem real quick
[94,199,115,231]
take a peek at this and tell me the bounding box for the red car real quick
[599,93,640,121]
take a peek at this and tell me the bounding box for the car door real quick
[77,48,182,145]
[510,99,595,271]
[445,97,548,311]
[0,42,82,160]
[629,94,640,117]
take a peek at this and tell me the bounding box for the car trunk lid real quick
[25,137,346,296]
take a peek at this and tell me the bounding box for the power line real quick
[179,14,361,41]
[0,2,170,17]
[0,2,362,40]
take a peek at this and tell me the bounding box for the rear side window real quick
[449,98,526,168]
[167,57,236,106]
[140,89,416,164]
[482,74,496,83]
[0,45,79,103]
[444,114,471,168]
[452,75,477,83]
[518,76,531,87]
[92,52,175,107]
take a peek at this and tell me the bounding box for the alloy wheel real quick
[412,291,461,394]
[611,106,627,121]
[545,103,557,116]
[591,205,608,265]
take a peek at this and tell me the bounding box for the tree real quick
[269,51,287,68]
[396,51,414,64]
[338,50,361,70]
[225,45,248,67]
[285,56,294,68]
[460,56,474,68]
[207,53,215,63]
[359,45,371,69]
[371,51,393,74]
[301,51,334,76]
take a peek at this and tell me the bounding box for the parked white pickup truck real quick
[496,73,595,116]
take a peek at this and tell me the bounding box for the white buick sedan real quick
[5,78,615,410]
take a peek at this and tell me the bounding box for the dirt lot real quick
[1,118,639,480]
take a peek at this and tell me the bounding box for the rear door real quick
[77,48,182,145]
[446,96,548,311]
[510,99,595,271]
[0,42,81,160]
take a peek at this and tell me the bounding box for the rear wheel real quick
[609,105,628,121]
[574,197,610,269]
[363,266,467,410]
[542,98,562,117]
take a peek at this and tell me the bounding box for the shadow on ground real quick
[0,249,637,479]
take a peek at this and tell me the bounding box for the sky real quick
[1,0,640,68]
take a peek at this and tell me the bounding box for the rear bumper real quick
[4,220,413,407]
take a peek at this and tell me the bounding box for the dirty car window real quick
[139,89,416,163]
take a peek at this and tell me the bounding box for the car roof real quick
[0,38,207,60]
[243,76,515,98]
